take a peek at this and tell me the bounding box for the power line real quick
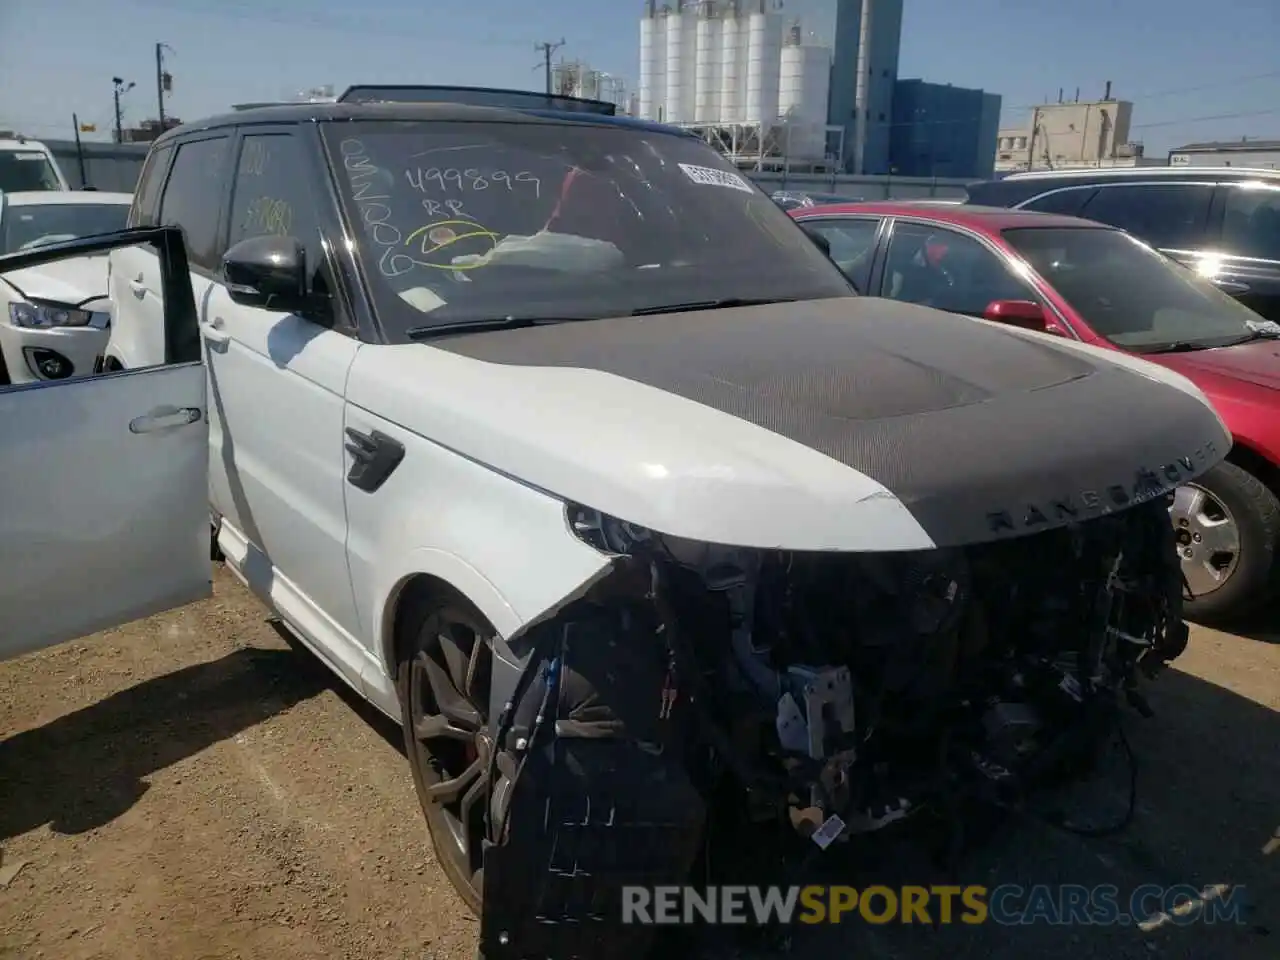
[1131,106,1280,131]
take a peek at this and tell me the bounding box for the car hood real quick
[1148,338,1280,392]
[0,255,109,307]
[350,297,1229,551]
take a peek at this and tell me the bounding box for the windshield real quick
[0,202,129,254]
[1003,226,1268,351]
[322,120,853,338]
[0,150,63,191]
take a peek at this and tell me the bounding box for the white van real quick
[0,137,70,191]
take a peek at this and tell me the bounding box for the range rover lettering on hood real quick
[988,439,1221,534]
[433,297,1232,547]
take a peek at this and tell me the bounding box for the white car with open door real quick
[0,224,211,662]
[0,190,132,385]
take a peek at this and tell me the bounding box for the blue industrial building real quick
[827,0,903,174]
[888,79,1002,179]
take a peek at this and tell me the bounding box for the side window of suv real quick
[157,136,231,272]
[1022,186,1095,216]
[226,133,321,266]
[128,143,172,228]
[225,132,339,325]
[1078,184,1212,250]
[1221,185,1280,262]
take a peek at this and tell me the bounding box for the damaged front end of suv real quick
[412,295,1237,960]
[478,456,1222,959]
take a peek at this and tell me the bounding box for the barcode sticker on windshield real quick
[678,163,754,194]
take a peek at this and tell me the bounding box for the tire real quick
[1174,461,1280,624]
[395,588,494,914]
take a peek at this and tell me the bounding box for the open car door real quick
[0,226,211,662]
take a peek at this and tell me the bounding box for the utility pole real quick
[534,38,565,95]
[112,77,135,143]
[1026,106,1040,171]
[155,43,174,129]
[71,114,88,186]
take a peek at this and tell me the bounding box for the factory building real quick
[636,0,997,177]
[827,0,903,174]
[552,60,632,113]
[995,84,1155,172]
[638,0,838,171]
[1168,138,1280,170]
[888,80,1001,180]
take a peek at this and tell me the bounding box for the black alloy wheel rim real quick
[408,605,494,893]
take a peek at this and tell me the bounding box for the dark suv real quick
[965,168,1280,324]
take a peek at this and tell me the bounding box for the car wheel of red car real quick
[1172,461,1280,623]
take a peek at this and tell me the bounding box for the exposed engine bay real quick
[578,495,1183,830]
[480,498,1187,958]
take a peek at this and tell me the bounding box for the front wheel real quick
[1172,461,1280,623]
[396,590,494,914]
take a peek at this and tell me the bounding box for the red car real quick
[791,200,1280,623]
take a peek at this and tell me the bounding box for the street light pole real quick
[112,77,135,143]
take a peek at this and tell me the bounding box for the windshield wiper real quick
[629,297,799,316]
[405,298,805,337]
[1142,327,1280,354]
[405,316,594,340]
[1217,326,1280,348]
[1140,340,1215,354]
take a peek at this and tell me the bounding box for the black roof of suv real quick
[151,83,683,148]
[965,165,1280,209]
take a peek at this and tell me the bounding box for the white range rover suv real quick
[1,85,1232,960]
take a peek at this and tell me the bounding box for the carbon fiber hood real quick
[433,296,1230,546]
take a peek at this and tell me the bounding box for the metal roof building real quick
[1168,137,1280,170]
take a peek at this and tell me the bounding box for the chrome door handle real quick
[129,405,202,434]
[200,316,230,345]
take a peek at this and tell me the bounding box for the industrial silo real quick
[744,0,782,124]
[718,3,742,122]
[639,2,666,120]
[693,2,722,123]
[665,3,700,123]
[778,23,832,161]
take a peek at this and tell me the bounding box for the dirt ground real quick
[1,566,1276,960]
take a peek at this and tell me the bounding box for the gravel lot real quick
[1,566,1276,960]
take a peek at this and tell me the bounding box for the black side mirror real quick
[801,225,831,258]
[222,235,309,313]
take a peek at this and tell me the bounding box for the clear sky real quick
[1,0,1278,154]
